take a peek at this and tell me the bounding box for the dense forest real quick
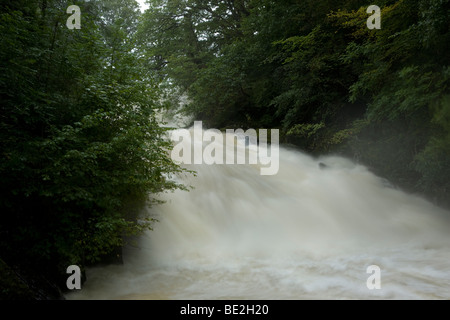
[0,0,187,299]
[1,0,449,299]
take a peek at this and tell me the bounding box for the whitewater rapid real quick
[66,127,450,300]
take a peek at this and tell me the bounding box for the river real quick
[66,124,450,300]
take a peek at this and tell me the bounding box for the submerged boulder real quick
[319,162,329,170]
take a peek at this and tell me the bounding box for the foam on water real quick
[66,127,450,300]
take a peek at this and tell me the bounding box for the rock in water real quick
[319,162,328,170]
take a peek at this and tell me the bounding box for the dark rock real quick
[0,258,64,300]
[319,162,328,170]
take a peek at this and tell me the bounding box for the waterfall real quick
[66,124,450,300]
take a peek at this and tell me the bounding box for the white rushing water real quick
[66,125,450,300]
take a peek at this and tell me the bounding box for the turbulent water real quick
[66,126,450,300]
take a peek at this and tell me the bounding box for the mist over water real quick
[66,127,450,300]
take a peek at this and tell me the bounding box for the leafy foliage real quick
[0,0,187,288]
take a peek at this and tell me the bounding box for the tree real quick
[0,0,188,293]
